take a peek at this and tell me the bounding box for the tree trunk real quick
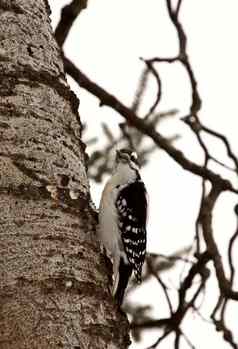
[0,1,130,348]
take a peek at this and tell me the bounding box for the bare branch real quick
[131,252,211,342]
[228,207,238,283]
[142,58,162,119]
[147,257,173,315]
[54,0,88,47]
[64,57,237,193]
[146,329,172,349]
[202,125,238,173]
[175,0,183,18]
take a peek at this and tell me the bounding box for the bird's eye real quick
[130,152,137,161]
[130,152,139,165]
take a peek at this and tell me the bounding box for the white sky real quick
[49,1,238,348]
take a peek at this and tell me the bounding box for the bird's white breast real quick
[98,180,120,258]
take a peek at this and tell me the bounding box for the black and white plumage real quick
[98,148,147,305]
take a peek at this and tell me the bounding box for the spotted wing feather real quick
[116,180,147,282]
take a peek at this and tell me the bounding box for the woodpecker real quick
[98,148,147,305]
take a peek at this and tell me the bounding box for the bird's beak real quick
[116,149,121,160]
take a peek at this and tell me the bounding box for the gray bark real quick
[0,1,130,348]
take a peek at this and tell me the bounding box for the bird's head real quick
[115,148,139,172]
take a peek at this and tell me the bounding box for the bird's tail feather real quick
[114,258,132,305]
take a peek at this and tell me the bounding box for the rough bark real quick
[0,1,130,348]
